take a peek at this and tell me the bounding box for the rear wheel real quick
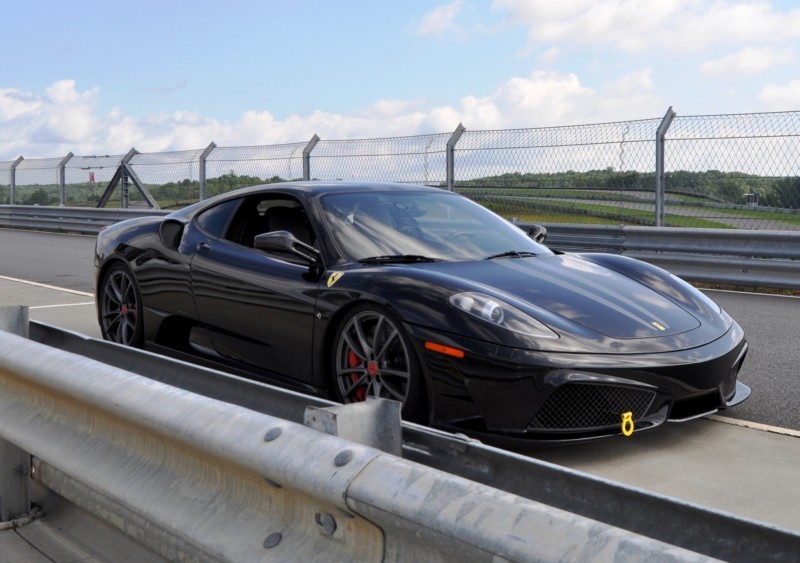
[99,263,143,347]
[333,305,428,422]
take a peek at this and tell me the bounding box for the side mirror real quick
[254,231,321,264]
[527,224,547,244]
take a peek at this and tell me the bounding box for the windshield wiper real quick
[359,254,443,264]
[485,250,538,260]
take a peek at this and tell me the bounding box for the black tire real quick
[99,262,144,347]
[332,304,428,423]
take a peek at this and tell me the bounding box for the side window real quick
[227,196,315,249]
[196,199,241,239]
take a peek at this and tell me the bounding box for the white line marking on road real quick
[708,415,800,438]
[0,274,93,297]
[30,302,95,310]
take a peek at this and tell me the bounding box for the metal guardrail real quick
[537,223,800,289]
[0,204,166,234]
[0,314,724,562]
[2,204,799,289]
[5,319,799,562]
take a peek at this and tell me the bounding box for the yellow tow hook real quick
[621,411,634,437]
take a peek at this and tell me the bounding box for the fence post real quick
[0,307,30,522]
[656,107,676,227]
[57,152,74,207]
[303,134,320,181]
[446,123,466,191]
[9,156,23,206]
[120,148,139,209]
[198,142,216,201]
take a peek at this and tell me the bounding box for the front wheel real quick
[99,263,144,347]
[332,305,428,423]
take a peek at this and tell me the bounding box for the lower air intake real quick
[528,383,656,432]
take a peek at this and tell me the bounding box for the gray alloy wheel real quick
[333,305,427,421]
[99,263,144,347]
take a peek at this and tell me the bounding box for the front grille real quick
[528,383,656,431]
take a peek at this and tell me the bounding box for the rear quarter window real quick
[196,199,241,238]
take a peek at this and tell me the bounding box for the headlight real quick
[448,292,558,339]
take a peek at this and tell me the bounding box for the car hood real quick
[421,254,702,340]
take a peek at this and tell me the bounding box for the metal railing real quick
[2,203,798,290]
[2,108,800,230]
[0,312,740,562]
[2,314,799,561]
[540,223,800,289]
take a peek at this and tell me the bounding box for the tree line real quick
[458,169,800,208]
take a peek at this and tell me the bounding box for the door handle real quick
[197,242,211,252]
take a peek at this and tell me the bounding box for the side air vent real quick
[159,220,185,250]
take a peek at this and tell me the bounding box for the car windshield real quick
[319,190,553,263]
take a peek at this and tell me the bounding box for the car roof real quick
[169,181,448,219]
[232,180,443,197]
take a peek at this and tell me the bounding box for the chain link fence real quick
[2,108,800,230]
[127,148,206,208]
[64,154,125,206]
[8,157,64,206]
[205,142,307,201]
[0,160,11,204]
[310,133,451,185]
[664,112,800,230]
[452,120,662,225]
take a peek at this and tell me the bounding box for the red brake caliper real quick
[349,349,367,401]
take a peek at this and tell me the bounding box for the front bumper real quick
[408,321,749,444]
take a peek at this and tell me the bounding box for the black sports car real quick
[95,181,750,444]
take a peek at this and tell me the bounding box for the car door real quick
[189,194,323,388]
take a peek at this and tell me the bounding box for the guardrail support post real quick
[304,398,402,456]
[0,306,30,522]
[198,142,216,201]
[446,123,466,191]
[9,156,23,206]
[655,106,676,227]
[302,134,320,181]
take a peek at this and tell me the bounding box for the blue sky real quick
[2,0,800,159]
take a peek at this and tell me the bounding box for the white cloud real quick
[493,0,800,53]
[0,87,42,121]
[416,0,463,36]
[43,80,99,144]
[0,71,671,161]
[423,68,664,129]
[701,46,794,77]
[0,80,103,158]
[537,46,560,65]
[758,80,800,111]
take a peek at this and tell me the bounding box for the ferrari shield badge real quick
[327,271,344,288]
